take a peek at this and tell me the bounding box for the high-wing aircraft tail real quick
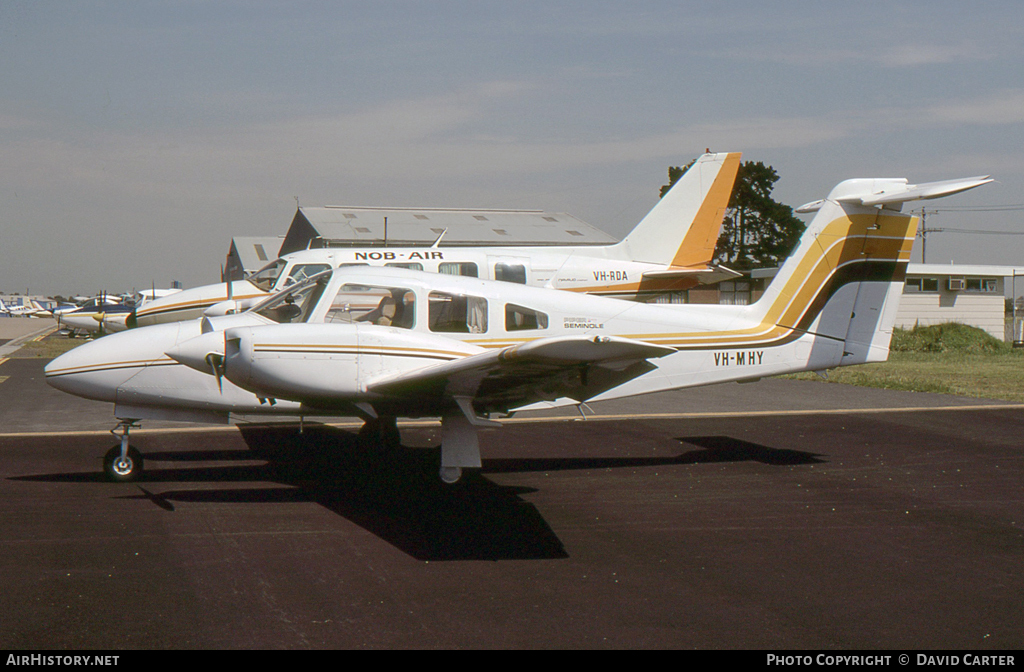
[743,175,993,369]
[608,151,741,268]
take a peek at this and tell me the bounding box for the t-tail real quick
[744,174,993,371]
[607,151,742,268]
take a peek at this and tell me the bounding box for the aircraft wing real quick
[367,335,675,415]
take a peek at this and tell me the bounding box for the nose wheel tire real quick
[103,446,144,482]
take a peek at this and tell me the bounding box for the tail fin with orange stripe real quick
[609,151,741,268]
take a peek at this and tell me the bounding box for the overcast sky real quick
[3,1,1024,296]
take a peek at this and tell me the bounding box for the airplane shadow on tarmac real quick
[9,424,824,561]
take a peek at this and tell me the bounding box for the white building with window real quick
[721,263,1022,341]
[896,263,1021,340]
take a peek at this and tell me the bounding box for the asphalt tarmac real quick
[1,339,1023,649]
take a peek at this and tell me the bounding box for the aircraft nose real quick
[45,322,185,402]
[44,338,131,402]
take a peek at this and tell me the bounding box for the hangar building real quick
[277,206,616,256]
[223,236,286,281]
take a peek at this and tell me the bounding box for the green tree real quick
[660,159,805,271]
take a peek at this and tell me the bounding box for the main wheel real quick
[358,417,401,450]
[439,466,463,484]
[103,445,144,482]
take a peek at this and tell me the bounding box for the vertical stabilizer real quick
[748,175,991,366]
[610,152,741,267]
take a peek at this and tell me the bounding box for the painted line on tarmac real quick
[1,402,1022,439]
[0,324,58,357]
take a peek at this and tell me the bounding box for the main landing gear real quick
[103,419,143,482]
[357,415,402,451]
[355,408,486,484]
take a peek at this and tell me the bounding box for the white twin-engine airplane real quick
[131,151,743,327]
[45,173,992,484]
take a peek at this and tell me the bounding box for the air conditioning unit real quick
[948,277,966,291]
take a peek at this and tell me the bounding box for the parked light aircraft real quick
[61,289,181,336]
[45,173,992,483]
[0,298,45,317]
[132,152,743,328]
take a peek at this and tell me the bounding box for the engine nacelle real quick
[203,297,265,317]
[220,323,481,404]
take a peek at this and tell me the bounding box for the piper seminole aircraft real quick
[131,151,743,327]
[45,172,991,483]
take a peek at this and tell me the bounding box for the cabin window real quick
[325,284,416,328]
[248,259,287,291]
[428,292,487,333]
[255,277,328,324]
[494,263,527,284]
[505,304,548,331]
[386,262,424,271]
[438,262,478,277]
[285,264,331,287]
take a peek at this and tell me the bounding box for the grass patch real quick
[785,324,1024,402]
[9,332,88,359]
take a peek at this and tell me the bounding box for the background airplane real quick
[60,288,182,336]
[132,151,742,327]
[0,298,43,317]
[45,172,991,483]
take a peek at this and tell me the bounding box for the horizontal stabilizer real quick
[641,264,743,283]
[796,176,993,212]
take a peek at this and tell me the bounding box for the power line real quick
[924,228,1024,235]
[911,206,1024,262]
[927,205,1024,212]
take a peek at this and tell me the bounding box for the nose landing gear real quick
[104,419,144,482]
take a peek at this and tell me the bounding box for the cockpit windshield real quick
[252,270,331,324]
[248,259,287,292]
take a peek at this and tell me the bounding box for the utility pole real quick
[920,208,928,263]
